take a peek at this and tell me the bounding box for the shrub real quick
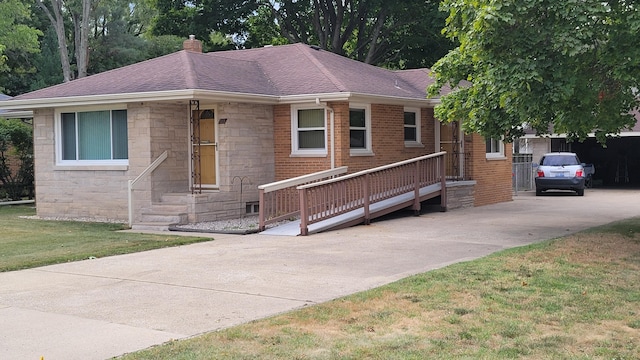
[0,119,34,201]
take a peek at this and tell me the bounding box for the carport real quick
[571,136,640,187]
[516,113,640,188]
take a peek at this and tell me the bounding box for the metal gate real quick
[513,153,534,192]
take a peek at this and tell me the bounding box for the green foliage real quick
[0,0,42,92]
[242,5,289,48]
[0,119,33,200]
[254,0,454,68]
[150,0,258,48]
[428,0,640,143]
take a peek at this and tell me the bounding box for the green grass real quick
[121,218,640,360]
[0,205,211,272]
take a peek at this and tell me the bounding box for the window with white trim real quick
[404,107,421,146]
[485,137,505,159]
[57,108,128,164]
[291,105,327,156]
[349,103,372,155]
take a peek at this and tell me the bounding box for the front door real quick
[439,120,463,179]
[192,109,217,188]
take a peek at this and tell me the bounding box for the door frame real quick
[435,119,465,179]
[189,103,220,191]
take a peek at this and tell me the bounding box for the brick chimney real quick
[183,35,202,53]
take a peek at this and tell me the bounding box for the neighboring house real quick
[0,37,512,227]
[517,111,640,187]
[0,94,33,120]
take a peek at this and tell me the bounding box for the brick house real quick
[0,37,512,228]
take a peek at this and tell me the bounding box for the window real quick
[404,107,421,146]
[291,105,326,156]
[58,108,128,164]
[349,104,372,155]
[485,137,505,159]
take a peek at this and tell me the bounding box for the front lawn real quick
[0,205,211,272]
[122,218,640,359]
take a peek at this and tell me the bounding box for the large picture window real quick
[291,106,327,156]
[59,109,128,164]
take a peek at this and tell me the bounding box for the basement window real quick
[245,202,259,214]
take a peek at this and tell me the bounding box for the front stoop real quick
[132,202,189,231]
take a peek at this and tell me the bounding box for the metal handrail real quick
[127,150,168,227]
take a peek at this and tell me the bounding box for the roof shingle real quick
[13,43,437,101]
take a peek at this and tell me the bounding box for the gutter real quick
[0,90,281,110]
[0,90,440,111]
[316,98,336,169]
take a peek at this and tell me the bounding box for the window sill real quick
[404,141,424,148]
[290,152,327,158]
[485,154,507,161]
[54,164,129,171]
[350,149,374,157]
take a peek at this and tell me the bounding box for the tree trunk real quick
[36,0,72,82]
[76,0,91,78]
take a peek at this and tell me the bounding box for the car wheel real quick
[536,188,543,196]
[576,188,584,196]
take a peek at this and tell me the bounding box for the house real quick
[0,94,33,119]
[0,37,512,229]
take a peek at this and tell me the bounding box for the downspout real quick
[316,98,335,169]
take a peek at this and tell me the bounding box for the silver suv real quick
[535,152,585,196]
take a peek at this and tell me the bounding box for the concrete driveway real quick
[1,189,638,359]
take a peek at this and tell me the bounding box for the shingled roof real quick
[4,43,443,108]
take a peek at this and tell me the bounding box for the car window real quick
[540,155,579,166]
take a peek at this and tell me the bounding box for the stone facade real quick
[33,108,131,221]
[445,181,476,209]
[180,102,275,222]
[33,101,275,223]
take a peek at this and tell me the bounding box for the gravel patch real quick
[19,214,294,234]
[19,215,126,224]
[171,215,294,234]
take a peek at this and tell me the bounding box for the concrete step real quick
[138,212,188,224]
[146,203,189,214]
[130,222,172,231]
[160,193,192,204]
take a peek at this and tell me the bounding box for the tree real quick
[151,0,258,49]
[0,119,34,200]
[35,0,94,81]
[259,0,452,67]
[0,0,42,92]
[427,0,640,143]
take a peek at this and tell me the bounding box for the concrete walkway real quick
[1,189,638,360]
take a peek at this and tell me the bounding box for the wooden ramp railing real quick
[297,152,447,235]
[258,167,348,231]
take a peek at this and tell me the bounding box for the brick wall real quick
[274,104,331,179]
[468,133,513,206]
[274,102,438,179]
